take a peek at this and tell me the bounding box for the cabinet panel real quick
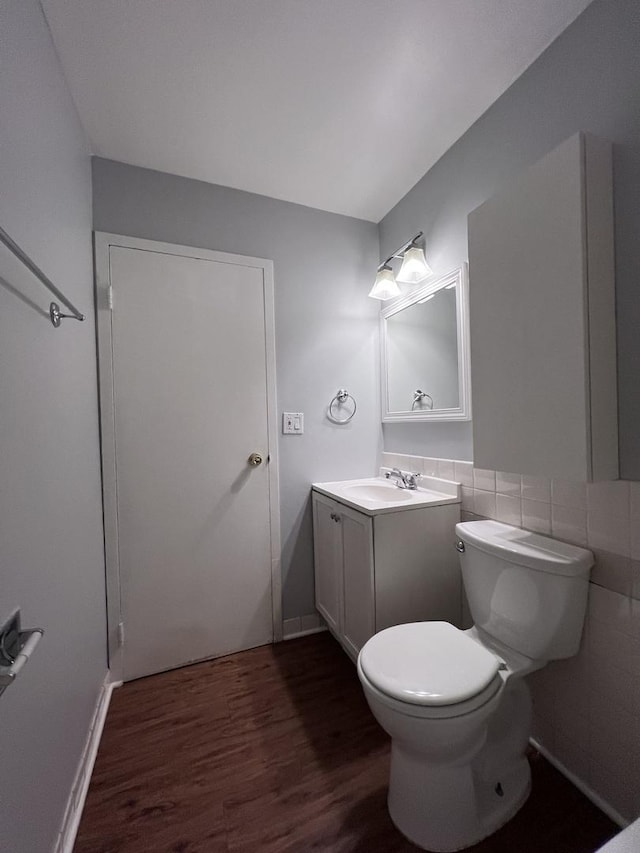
[340,505,374,660]
[374,504,461,631]
[468,132,616,481]
[312,493,341,635]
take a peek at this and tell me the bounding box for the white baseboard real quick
[282,613,327,641]
[53,673,118,853]
[284,626,328,640]
[530,738,628,829]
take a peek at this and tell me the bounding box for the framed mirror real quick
[380,265,471,422]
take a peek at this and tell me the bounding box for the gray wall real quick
[91,158,381,620]
[379,0,640,479]
[0,2,107,851]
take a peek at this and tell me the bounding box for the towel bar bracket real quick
[0,608,44,698]
[49,302,85,328]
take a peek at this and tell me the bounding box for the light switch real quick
[283,412,304,434]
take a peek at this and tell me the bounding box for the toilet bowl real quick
[357,520,593,852]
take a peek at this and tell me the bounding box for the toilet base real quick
[386,678,533,852]
[388,744,531,852]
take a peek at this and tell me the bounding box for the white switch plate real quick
[283,412,304,434]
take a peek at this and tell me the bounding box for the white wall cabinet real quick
[467,132,617,481]
[312,490,461,662]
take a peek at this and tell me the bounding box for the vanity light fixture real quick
[369,231,433,300]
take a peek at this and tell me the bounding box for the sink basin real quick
[344,483,413,503]
[312,473,461,515]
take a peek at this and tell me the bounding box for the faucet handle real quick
[404,471,422,489]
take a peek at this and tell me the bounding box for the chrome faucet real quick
[385,468,421,490]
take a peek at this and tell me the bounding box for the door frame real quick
[94,232,282,683]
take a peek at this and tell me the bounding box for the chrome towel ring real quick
[412,389,433,410]
[327,388,357,424]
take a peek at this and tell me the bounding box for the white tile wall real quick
[474,488,496,519]
[454,460,474,487]
[496,493,522,526]
[521,498,551,534]
[552,478,587,510]
[438,459,456,481]
[473,467,496,492]
[587,481,631,556]
[496,471,521,496]
[461,486,474,513]
[552,504,587,546]
[379,450,640,823]
[283,612,325,640]
[521,474,551,503]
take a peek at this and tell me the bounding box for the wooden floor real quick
[75,633,618,853]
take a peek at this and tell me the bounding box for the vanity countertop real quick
[312,472,461,516]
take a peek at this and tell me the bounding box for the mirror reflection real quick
[386,286,459,412]
[380,266,471,422]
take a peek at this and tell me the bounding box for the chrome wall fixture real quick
[0,609,43,699]
[369,231,433,301]
[0,224,85,328]
[412,389,434,410]
[327,388,357,424]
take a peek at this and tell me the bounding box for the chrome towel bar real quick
[0,224,85,328]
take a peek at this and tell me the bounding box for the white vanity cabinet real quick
[312,488,461,663]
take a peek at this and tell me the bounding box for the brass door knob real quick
[248,452,263,467]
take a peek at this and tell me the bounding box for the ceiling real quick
[41,0,595,222]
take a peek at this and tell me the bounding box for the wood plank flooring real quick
[75,633,618,853]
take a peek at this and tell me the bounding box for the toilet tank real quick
[456,520,593,661]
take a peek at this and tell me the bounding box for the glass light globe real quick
[396,245,433,284]
[368,266,401,300]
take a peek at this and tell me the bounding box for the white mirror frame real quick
[380,264,471,422]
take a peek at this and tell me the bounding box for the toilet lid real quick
[359,622,501,706]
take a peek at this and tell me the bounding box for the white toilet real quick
[357,519,593,852]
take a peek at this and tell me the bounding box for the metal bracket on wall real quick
[0,609,44,698]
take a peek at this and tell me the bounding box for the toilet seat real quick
[358,662,503,719]
[358,622,503,718]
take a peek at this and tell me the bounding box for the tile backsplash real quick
[382,451,640,824]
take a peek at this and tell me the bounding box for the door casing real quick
[94,231,282,683]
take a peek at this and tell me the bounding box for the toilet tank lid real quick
[456,520,593,577]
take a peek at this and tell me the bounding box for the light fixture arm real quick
[377,231,423,272]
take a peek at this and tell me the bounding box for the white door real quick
[96,234,280,682]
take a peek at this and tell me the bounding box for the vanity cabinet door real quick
[312,492,375,660]
[340,505,375,661]
[312,493,342,636]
